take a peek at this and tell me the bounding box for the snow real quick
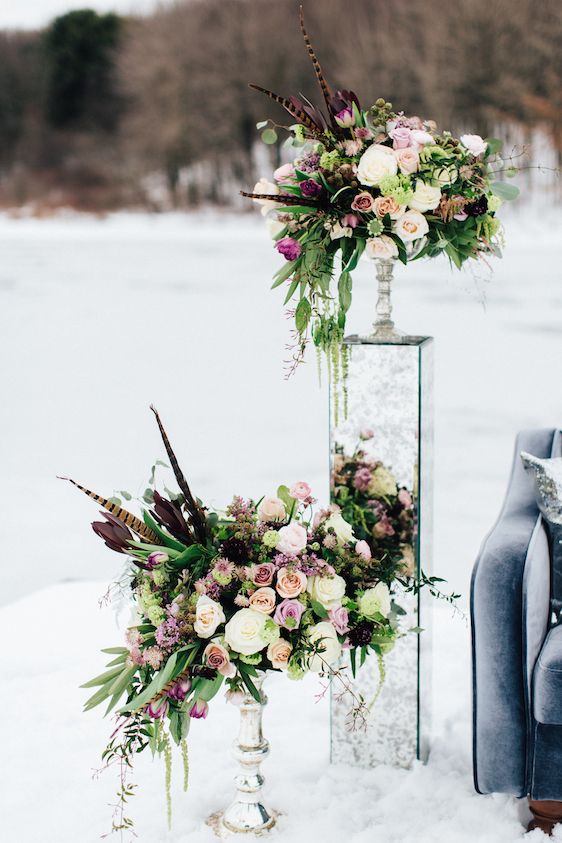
[1,207,562,841]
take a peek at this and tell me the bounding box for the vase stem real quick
[371,258,400,339]
[208,673,276,836]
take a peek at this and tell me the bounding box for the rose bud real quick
[146,698,169,719]
[189,699,209,719]
[147,551,169,569]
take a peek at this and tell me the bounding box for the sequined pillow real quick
[521,451,562,525]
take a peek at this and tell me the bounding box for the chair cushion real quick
[534,624,562,725]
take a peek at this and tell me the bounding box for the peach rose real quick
[395,147,420,175]
[351,191,376,213]
[276,567,307,598]
[257,495,286,523]
[249,586,277,614]
[393,210,429,242]
[203,641,236,677]
[365,235,399,260]
[374,195,405,220]
[267,638,293,670]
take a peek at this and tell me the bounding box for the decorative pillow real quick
[521,451,562,618]
[521,451,562,525]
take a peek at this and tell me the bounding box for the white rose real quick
[393,209,429,243]
[434,166,457,187]
[324,511,355,546]
[257,495,286,523]
[307,574,347,609]
[357,144,398,187]
[252,178,281,216]
[365,235,398,260]
[460,134,487,157]
[194,595,226,639]
[411,130,434,148]
[408,181,442,212]
[358,583,391,619]
[307,622,342,672]
[368,465,397,497]
[276,522,308,556]
[224,608,267,655]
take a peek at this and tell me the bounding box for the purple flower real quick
[274,598,305,630]
[146,698,169,719]
[155,617,181,649]
[298,152,321,173]
[190,699,209,719]
[328,606,350,635]
[276,237,302,262]
[335,107,354,128]
[168,678,192,701]
[147,551,168,569]
[353,468,372,492]
[299,179,322,198]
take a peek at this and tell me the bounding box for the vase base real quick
[207,809,277,838]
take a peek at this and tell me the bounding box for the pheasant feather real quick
[58,477,158,543]
[240,190,321,207]
[299,5,332,116]
[150,406,209,544]
[247,83,323,135]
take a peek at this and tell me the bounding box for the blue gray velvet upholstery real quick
[471,429,562,800]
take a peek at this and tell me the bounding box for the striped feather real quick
[134,667,191,715]
[58,477,158,543]
[299,5,332,116]
[150,406,208,544]
[240,190,321,207]
[247,83,323,135]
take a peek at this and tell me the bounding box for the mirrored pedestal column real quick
[329,336,433,769]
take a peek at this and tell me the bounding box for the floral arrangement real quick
[242,8,520,377]
[68,408,410,834]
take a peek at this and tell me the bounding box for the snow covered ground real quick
[1,207,562,841]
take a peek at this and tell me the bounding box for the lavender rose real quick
[274,598,305,630]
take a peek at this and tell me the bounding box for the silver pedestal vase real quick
[208,673,276,837]
[370,258,403,341]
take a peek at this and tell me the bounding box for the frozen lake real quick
[1,208,561,842]
[1,208,560,606]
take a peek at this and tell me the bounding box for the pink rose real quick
[274,162,296,183]
[390,127,412,149]
[351,191,376,213]
[374,195,405,220]
[267,638,293,670]
[250,562,276,586]
[204,642,236,677]
[276,523,308,556]
[328,605,350,634]
[373,517,395,538]
[249,586,277,614]
[353,468,372,491]
[289,481,312,502]
[395,148,420,175]
[276,566,307,598]
[355,540,371,561]
[398,489,413,508]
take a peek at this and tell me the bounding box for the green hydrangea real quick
[212,569,232,586]
[420,144,454,163]
[262,530,279,549]
[239,652,262,665]
[378,174,413,204]
[147,605,166,626]
[293,124,306,143]
[487,194,502,213]
[287,659,305,681]
[152,568,169,587]
[367,219,384,237]
[262,618,281,645]
[319,150,340,172]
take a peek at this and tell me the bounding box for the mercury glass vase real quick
[208,672,276,837]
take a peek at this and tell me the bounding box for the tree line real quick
[0,0,560,211]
